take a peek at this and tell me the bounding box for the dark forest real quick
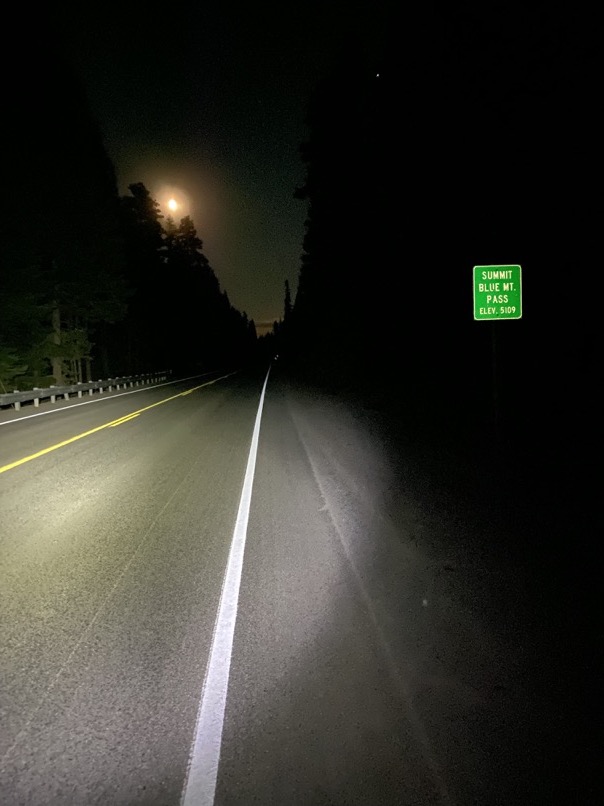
[1,7,599,468]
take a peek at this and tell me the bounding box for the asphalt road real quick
[0,366,597,805]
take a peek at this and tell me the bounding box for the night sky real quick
[54,1,387,336]
[7,2,600,348]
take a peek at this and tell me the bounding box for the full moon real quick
[154,184,192,219]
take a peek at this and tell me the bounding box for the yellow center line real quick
[0,375,232,475]
[109,412,141,427]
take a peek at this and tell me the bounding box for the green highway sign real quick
[473,264,522,320]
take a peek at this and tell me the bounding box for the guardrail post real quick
[0,368,169,413]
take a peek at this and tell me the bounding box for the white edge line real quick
[181,366,271,806]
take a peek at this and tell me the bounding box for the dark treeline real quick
[0,25,256,391]
[110,183,256,379]
[277,5,599,460]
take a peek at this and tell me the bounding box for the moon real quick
[154,183,192,219]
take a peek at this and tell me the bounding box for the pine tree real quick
[1,25,128,385]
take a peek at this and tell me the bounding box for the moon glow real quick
[154,184,192,219]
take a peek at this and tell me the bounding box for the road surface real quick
[0,365,596,805]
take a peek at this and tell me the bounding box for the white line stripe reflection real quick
[181,367,271,806]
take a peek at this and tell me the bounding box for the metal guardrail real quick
[0,371,171,410]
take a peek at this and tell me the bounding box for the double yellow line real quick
[0,376,226,475]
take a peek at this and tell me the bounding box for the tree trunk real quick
[51,305,64,385]
[100,344,110,379]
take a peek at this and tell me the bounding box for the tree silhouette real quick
[289,6,600,439]
[1,25,128,386]
[283,279,292,324]
[114,183,167,374]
